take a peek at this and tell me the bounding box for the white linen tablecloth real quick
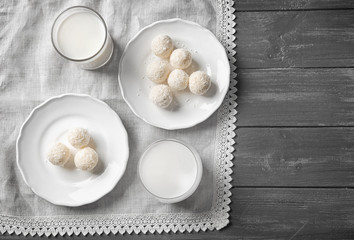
[0,0,236,236]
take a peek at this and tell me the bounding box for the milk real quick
[57,12,106,60]
[139,140,202,202]
[52,7,113,70]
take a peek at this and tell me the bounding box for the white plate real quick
[118,18,230,130]
[16,94,129,206]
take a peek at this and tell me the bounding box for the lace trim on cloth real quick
[0,0,237,236]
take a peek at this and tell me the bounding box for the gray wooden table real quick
[2,0,354,239]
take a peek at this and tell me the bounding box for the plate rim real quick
[16,93,129,207]
[118,18,230,130]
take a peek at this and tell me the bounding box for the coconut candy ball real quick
[149,84,173,108]
[189,71,211,95]
[146,59,171,84]
[47,142,71,166]
[169,48,192,69]
[67,127,91,149]
[167,69,189,91]
[74,147,98,171]
[151,35,174,58]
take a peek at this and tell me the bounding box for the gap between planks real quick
[236,66,354,70]
[237,126,354,129]
[235,8,354,13]
[232,186,354,189]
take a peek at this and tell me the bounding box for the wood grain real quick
[234,127,354,187]
[228,188,354,240]
[2,188,354,240]
[237,10,354,69]
[236,0,354,11]
[237,68,354,126]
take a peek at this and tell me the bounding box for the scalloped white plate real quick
[118,18,230,130]
[16,94,129,206]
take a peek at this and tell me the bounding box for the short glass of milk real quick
[138,139,203,203]
[51,6,114,70]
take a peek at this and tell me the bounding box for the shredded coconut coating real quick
[167,69,189,91]
[149,84,173,108]
[169,49,192,69]
[67,127,90,149]
[74,147,98,171]
[146,59,170,84]
[151,35,174,58]
[47,142,71,166]
[189,71,211,95]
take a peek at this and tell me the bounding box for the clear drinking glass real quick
[138,139,203,203]
[51,6,114,70]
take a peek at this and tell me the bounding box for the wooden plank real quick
[234,127,354,187]
[227,188,354,239]
[237,68,354,126]
[236,0,354,11]
[2,188,354,239]
[237,10,354,69]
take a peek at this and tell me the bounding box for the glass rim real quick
[138,139,203,202]
[51,6,108,62]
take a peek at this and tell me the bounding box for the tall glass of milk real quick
[138,139,203,203]
[51,6,113,70]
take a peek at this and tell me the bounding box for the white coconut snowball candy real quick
[149,84,173,108]
[167,69,189,91]
[169,48,192,69]
[146,59,171,84]
[74,147,99,171]
[189,71,211,95]
[47,142,71,166]
[67,127,91,149]
[151,35,174,58]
